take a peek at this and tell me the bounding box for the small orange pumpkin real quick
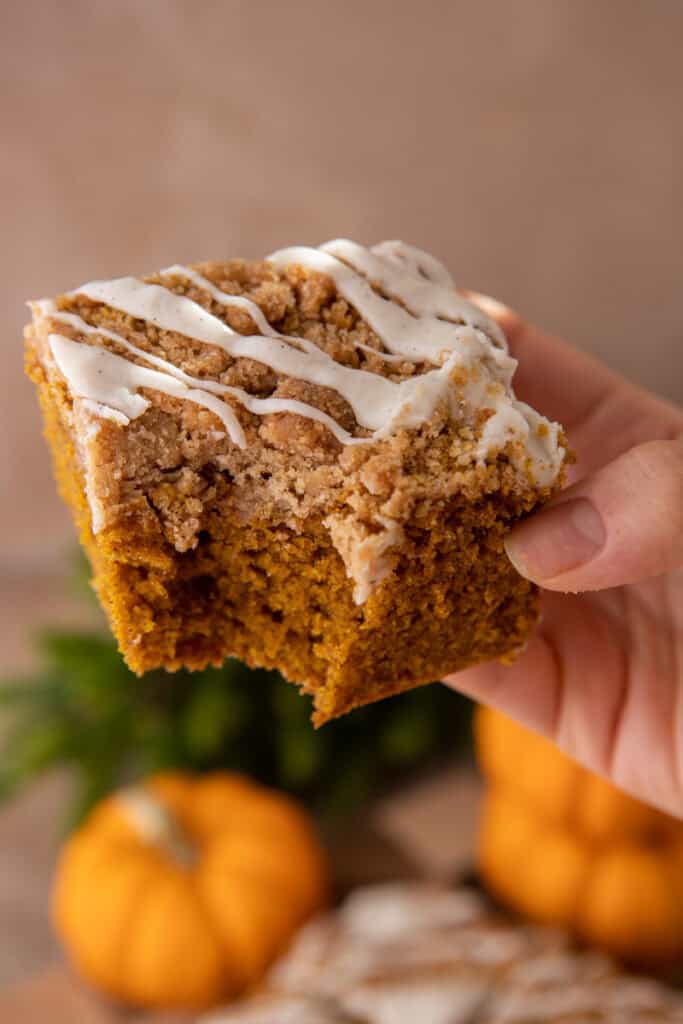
[52,772,329,1009]
[475,705,677,844]
[476,706,683,965]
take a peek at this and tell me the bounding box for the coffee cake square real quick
[25,240,566,722]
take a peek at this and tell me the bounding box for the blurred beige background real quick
[0,0,682,990]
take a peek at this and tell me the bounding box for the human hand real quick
[445,298,683,817]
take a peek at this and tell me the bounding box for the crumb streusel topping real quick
[30,239,565,604]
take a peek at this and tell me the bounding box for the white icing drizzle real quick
[165,264,413,367]
[162,264,284,339]
[325,513,406,604]
[57,273,489,443]
[39,241,563,484]
[269,244,502,364]
[35,241,566,598]
[45,307,365,448]
[69,276,401,430]
[80,398,128,426]
[49,334,247,444]
[371,239,456,288]
[319,239,507,346]
[73,406,107,533]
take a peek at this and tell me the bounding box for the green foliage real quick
[0,555,472,829]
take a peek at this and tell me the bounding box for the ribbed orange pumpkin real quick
[52,773,329,1009]
[476,706,683,965]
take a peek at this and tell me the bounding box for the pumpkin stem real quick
[118,787,196,867]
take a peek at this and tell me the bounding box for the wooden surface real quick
[0,970,185,1024]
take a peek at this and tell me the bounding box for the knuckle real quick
[624,441,683,550]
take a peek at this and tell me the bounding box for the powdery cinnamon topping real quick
[30,239,564,606]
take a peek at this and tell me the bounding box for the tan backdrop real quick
[2,0,682,579]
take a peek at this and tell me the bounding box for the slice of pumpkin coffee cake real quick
[25,239,566,722]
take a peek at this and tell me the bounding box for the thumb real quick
[505,439,683,592]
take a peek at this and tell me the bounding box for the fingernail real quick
[505,498,606,582]
[466,292,512,320]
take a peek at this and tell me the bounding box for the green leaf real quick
[276,726,322,788]
[0,719,74,789]
[323,750,378,814]
[182,678,248,760]
[0,678,56,706]
[379,704,436,763]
